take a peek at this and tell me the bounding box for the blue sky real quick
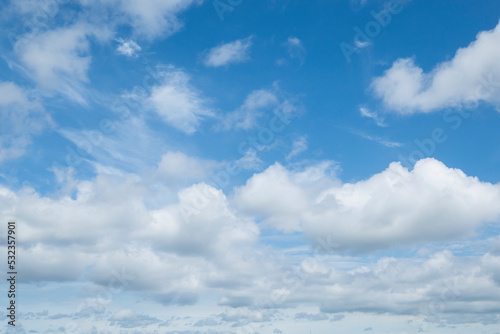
[2,0,500,333]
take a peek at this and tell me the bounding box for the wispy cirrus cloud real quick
[219,83,302,130]
[220,88,278,130]
[348,128,401,148]
[359,106,386,127]
[286,136,308,160]
[77,0,202,40]
[0,81,54,163]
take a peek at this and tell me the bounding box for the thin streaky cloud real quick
[286,136,308,160]
[348,128,401,148]
[359,107,387,127]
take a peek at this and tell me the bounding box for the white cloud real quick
[15,25,92,88]
[0,81,54,162]
[2,158,500,326]
[236,149,264,171]
[147,65,214,134]
[285,36,306,63]
[372,19,500,113]
[285,36,301,48]
[113,0,201,39]
[79,0,201,40]
[359,107,386,127]
[315,251,500,320]
[220,84,302,130]
[354,39,371,49]
[286,136,308,160]
[9,1,199,103]
[348,128,402,148]
[12,23,112,103]
[156,151,221,184]
[234,161,339,232]
[203,36,253,67]
[0,81,30,106]
[150,183,259,256]
[116,38,141,56]
[17,247,500,329]
[234,158,500,252]
[221,89,278,130]
[0,172,263,297]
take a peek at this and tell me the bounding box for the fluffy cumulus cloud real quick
[234,161,339,232]
[203,36,253,67]
[142,182,259,257]
[234,158,500,252]
[1,158,500,330]
[372,19,500,113]
[0,162,270,310]
[6,1,500,332]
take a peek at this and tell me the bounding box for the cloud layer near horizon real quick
[1,157,499,325]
